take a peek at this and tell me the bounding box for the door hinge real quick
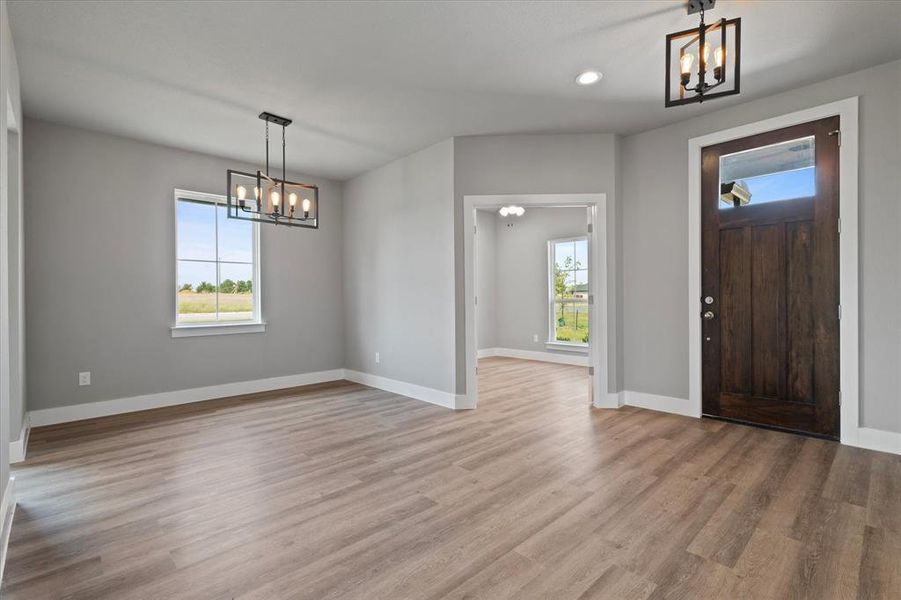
[837,217,841,234]
[838,304,842,320]
[588,294,594,305]
[839,390,842,406]
[588,366,595,375]
[828,129,841,146]
[587,223,593,234]
[474,295,478,306]
[474,225,477,235]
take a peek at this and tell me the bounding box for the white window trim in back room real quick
[171,189,265,338]
[546,235,589,353]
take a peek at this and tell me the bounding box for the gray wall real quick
[622,59,901,432]
[475,209,496,350]
[481,207,588,353]
[454,133,621,393]
[24,119,345,411]
[1,0,23,500]
[343,139,457,394]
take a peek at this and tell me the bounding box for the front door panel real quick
[701,117,840,439]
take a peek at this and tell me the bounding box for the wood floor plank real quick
[2,357,899,599]
[858,525,901,599]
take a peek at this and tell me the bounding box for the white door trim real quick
[462,193,609,409]
[687,97,859,443]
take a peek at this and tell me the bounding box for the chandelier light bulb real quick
[289,192,298,207]
[236,185,247,200]
[302,198,311,212]
[701,43,710,71]
[271,190,280,205]
[499,207,510,217]
[254,186,261,199]
[713,46,725,80]
[680,52,694,75]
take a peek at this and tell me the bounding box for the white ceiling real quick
[8,1,901,180]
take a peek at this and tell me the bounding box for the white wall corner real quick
[343,370,459,410]
[455,393,476,410]
[9,414,30,463]
[0,476,16,586]
[594,391,623,409]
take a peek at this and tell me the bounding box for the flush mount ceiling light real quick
[665,0,741,107]
[575,70,603,86]
[227,112,319,228]
[499,205,525,217]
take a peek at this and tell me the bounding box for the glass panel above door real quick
[719,136,815,208]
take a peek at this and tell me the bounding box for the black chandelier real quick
[665,0,741,107]
[227,112,319,228]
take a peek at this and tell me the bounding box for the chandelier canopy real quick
[227,112,319,228]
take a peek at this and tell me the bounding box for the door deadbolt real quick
[703,310,715,320]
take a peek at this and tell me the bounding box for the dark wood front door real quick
[701,116,840,439]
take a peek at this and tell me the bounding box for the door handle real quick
[703,310,715,321]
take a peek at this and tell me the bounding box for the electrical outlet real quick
[79,371,91,386]
[375,352,380,364]
[533,334,539,343]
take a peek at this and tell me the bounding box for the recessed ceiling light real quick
[575,70,603,86]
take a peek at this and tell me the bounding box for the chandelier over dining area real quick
[227,112,319,229]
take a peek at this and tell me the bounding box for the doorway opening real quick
[687,98,859,444]
[474,207,592,404]
[462,194,609,410]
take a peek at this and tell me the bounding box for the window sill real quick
[545,341,588,353]
[171,321,266,338]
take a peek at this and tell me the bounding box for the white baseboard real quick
[618,391,900,456]
[22,369,899,458]
[856,427,901,456]
[344,370,463,410]
[9,416,30,463]
[0,477,16,586]
[28,369,347,427]
[480,347,589,367]
[622,390,699,418]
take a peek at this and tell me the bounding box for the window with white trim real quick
[175,190,260,326]
[548,237,589,345]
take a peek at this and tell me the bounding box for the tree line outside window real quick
[178,279,252,294]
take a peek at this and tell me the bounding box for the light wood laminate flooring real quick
[3,357,899,599]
